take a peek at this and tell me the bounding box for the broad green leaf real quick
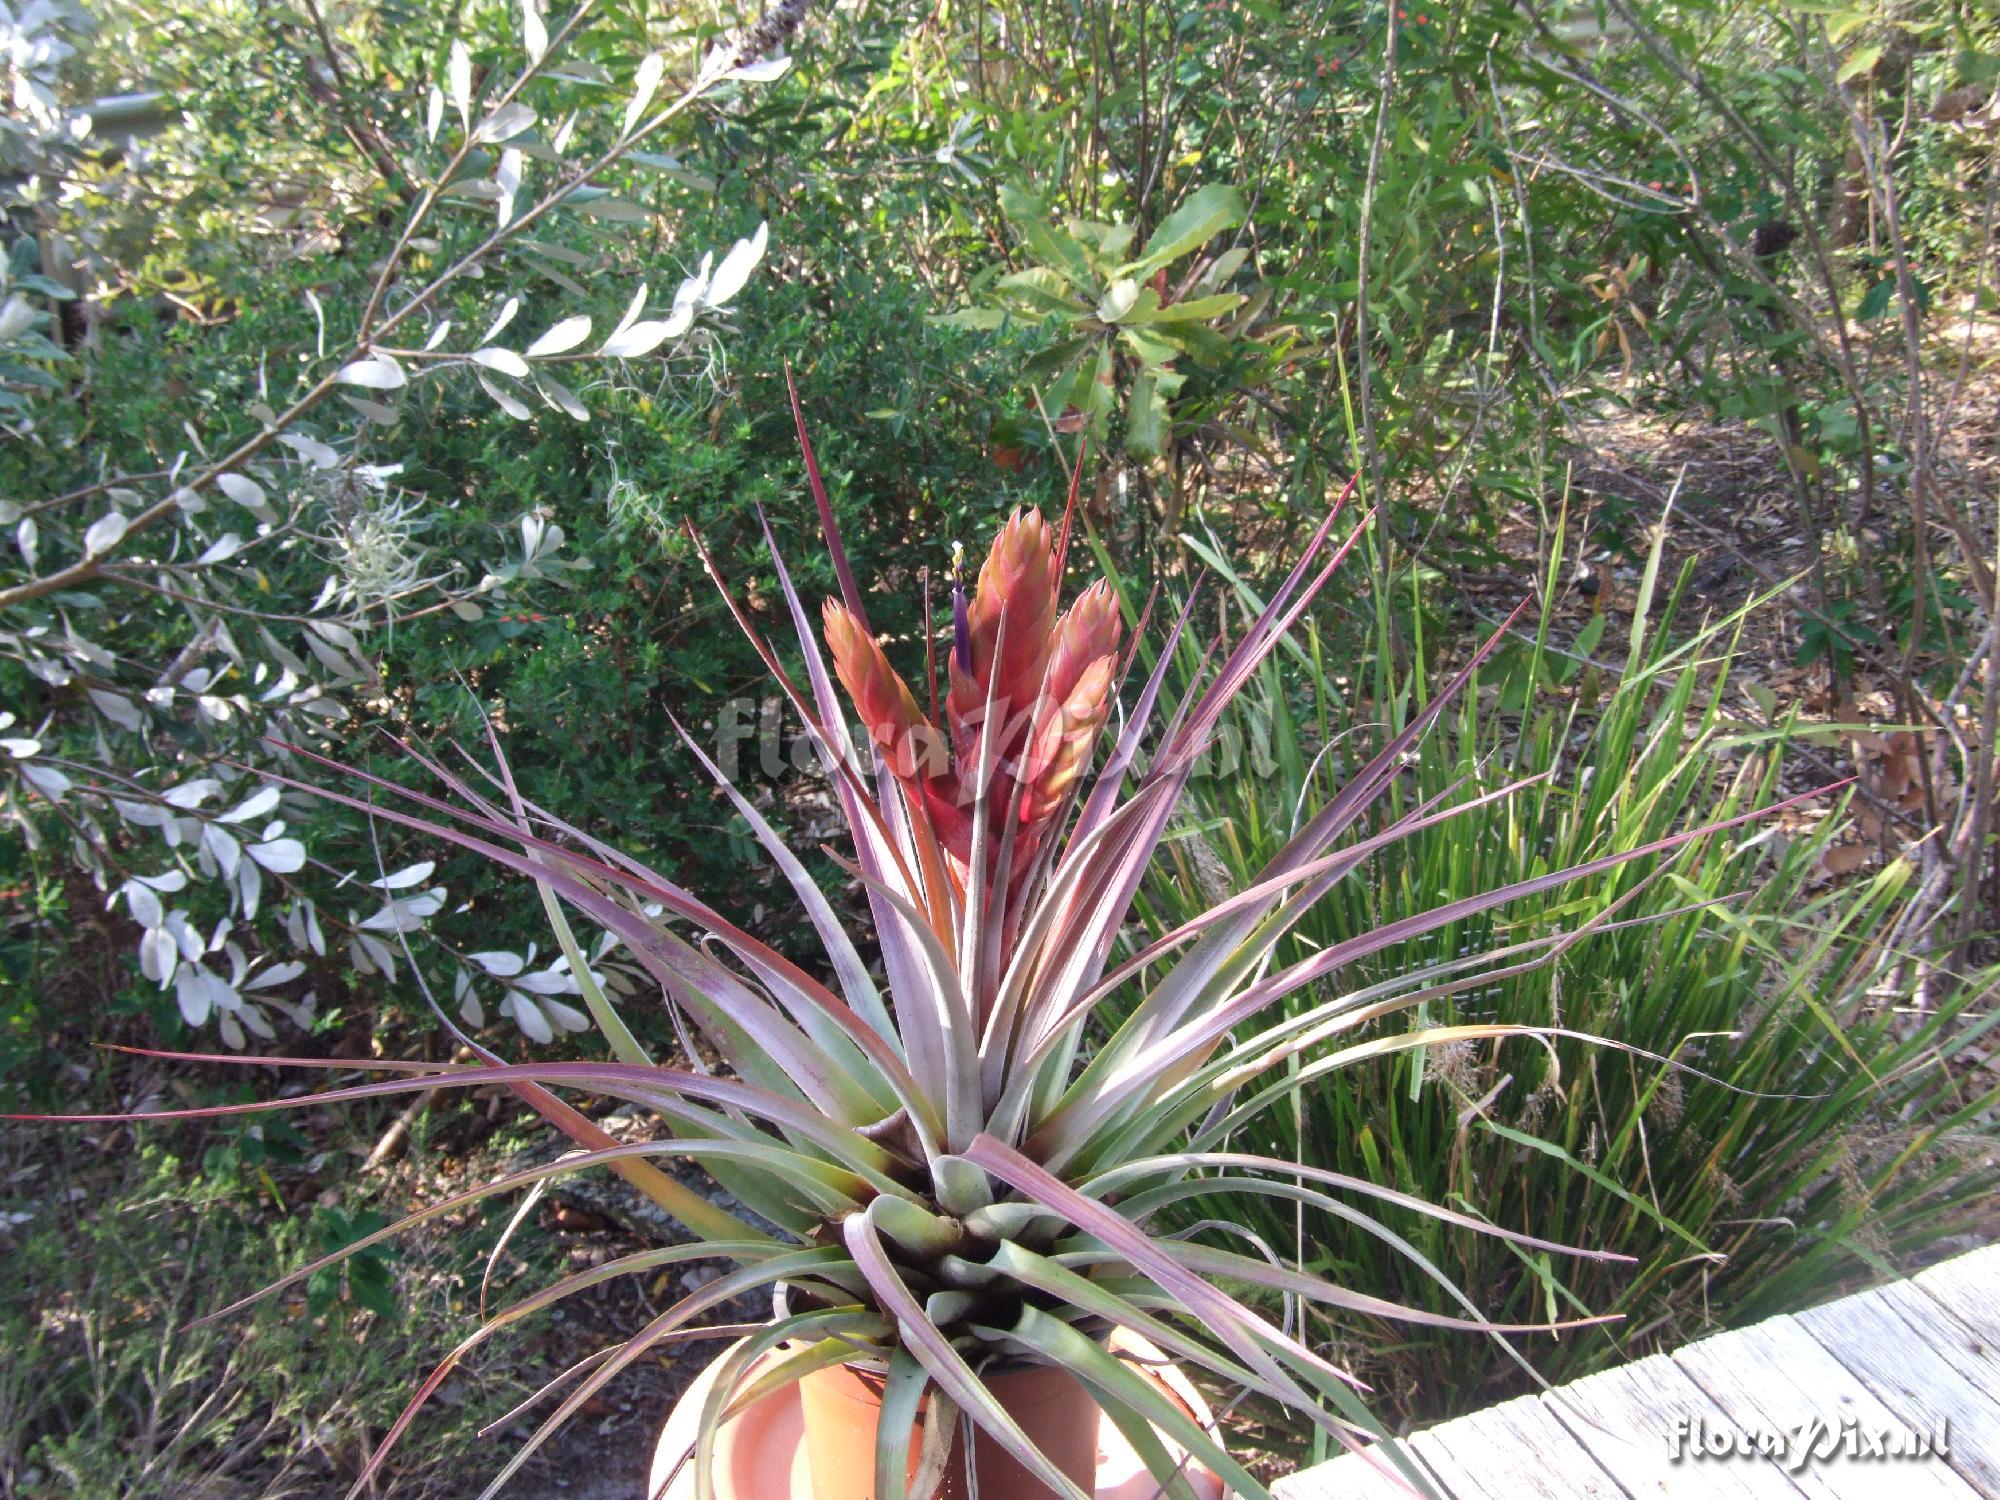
[999,182,1093,286]
[1123,291,1245,325]
[1126,184,1246,276]
[1097,278,1142,323]
[1837,44,1882,82]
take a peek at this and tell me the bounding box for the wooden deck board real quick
[1415,1395,1630,1499]
[1272,1244,1996,1500]
[1670,1315,1983,1499]
[1792,1280,2000,1497]
[1536,1352,1813,1497]
[1910,1244,2000,1347]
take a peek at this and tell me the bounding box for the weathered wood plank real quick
[1794,1280,2000,1496]
[1868,1278,2000,1402]
[1269,1437,1452,1500]
[1414,1393,1631,1499]
[1269,1391,1634,1500]
[1274,1247,1999,1500]
[1910,1244,2000,1348]
[1671,1313,1982,1499]
[1540,1352,1813,1497]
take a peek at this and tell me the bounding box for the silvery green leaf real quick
[495,146,523,224]
[120,879,164,930]
[521,0,546,63]
[477,372,531,419]
[175,965,216,1025]
[336,355,406,390]
[423,319,453,351]
[245,960,307,991]
[83,509,128,555]
[86,688,142,731]
[731,55,792,83]
[237,857,262,920]
[471,949,524,977]
[15,516,35,567]
[480,296,521,345]
[360,899,423,933]
[356,933,397,981]
[472,346,530,378]
[627,151,717,192]
[426,83,444,142]
[248,836,306,873]
[20,763,70,801]
[448,39,472,128]
[162,778,219,808]
[542,997,590,1033]
[141,926,178,986]
[521,239,590,269]
[475,101,535,142]
[535,374,588,421]
[696,39,734,86]
[63,623,116,669]
[167,913,204,962]
[703,221,768,308]
[550,109,577,153]
[196,532,245,564]
[342,394,400,424]
[278,432,340,468]
[1,737,40,758]
[597,319,672,358]
[668,266,708,328]
[525,315,591,358]
[578,196,650,222]
[369,859,436,890]
[624,52,664,136]
[305,901,325,955]
[216,472,275,516]
[136,870,188,892]
[512,964,578,995]
[506,991,554,1043]
[217,785,280,824]
[609,282,647,341]
[308,618,360,651]
[450,599,485,620]
[202,823,242,878]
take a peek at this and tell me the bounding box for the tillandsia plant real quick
[16,402,1831,1499]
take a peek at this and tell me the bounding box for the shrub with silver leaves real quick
[0,1,784,1047]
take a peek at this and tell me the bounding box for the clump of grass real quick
[1117,520,1999,1435]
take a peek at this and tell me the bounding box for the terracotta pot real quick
[798,1358,1099,1500]
[649,1328,1226,1500]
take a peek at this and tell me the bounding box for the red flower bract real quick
[824,507,1122,889]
